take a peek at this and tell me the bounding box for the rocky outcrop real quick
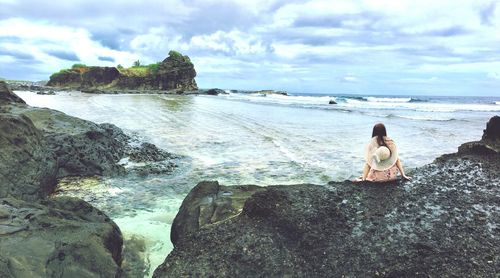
[154,116,500,277]
[0,196,122,277]
[0,81,25,104]
[0,113,57,201]
[170,181,264,246]
[47,51,197,91]
[0,81,175,276]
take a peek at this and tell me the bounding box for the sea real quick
[15,90,500,275]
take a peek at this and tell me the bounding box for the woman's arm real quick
[396,158,411,180]
[362,163,371,181]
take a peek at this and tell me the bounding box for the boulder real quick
[170,181,263,245]
[329,100,337,104]
[455,115,500,155]
[205,88,226,95]
[482,115,500,141]
[0,113,57,201]
[0,196,123,277]
[154,117,500,277]
[0,81,25,104]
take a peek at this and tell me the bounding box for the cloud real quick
[98,56,115,62]
[0,0,499,95]
[46,50,79,61]
[480,1,497,25]
[0,48,35,60]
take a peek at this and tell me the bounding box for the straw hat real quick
[365,136,398,171]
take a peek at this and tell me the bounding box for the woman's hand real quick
[402,174,412,181]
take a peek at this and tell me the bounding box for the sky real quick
[0,0,499,96]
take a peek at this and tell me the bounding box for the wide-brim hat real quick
[365,136,398,171]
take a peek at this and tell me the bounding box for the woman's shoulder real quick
[383,136,395,142]
[383,136,397,146]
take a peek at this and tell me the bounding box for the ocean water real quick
[15,90,499,275]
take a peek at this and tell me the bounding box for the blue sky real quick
[0,0,499,96]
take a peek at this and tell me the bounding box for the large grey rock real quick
[170,181,263,245]
[0,113,57,201]
[482,115,500,141]
[7,105,175,178]
[154,117,500,278]
[0,196,123,277]
[0,81,25,104]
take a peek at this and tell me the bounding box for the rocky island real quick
[46,51,197,93]
[153,117,499,277]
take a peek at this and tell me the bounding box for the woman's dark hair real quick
[372,123,388,147]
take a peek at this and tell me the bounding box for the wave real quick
[384,113,457,121]
[364,97,411,103]
[222,92,500,113]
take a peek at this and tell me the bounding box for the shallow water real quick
[15,91,499,275]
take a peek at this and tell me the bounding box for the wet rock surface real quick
[154,117,500,277]
[0,196,123,277]
[0,81,26,104]
[0,82,176,276]
[170,181,264,246]
[0,112,57,201]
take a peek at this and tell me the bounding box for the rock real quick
[0,113,57,201]
[128,142,173,162]
[255,90,288,96]
[81,88,105,94]
[36,90,55,95]
[47,51,197,91]
[10,106,128,177]
[205,88,226,95]
[0,81,25,104]
[0,81,173,276]
[482,115,500,141]
[154,117,500,277]
[121,236,148,277]
[329,100,337,104]
[454,115,500,155]
[170,181,263,246]
[0,196,123,277]
[6,104,175,178]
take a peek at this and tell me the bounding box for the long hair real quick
[372,123,388,147]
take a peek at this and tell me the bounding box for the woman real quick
[355,123,411,182]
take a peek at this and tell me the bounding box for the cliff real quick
[47,51,197,91]
[154,116,500,277]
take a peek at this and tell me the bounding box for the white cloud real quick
[0,18,138,78]
[0,0,499,94]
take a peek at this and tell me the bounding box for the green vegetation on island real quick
[46,50,198,91]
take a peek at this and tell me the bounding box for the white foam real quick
[364,97,412,103]
[223,93,500,113]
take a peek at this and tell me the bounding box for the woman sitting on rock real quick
[355,123,411,182]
